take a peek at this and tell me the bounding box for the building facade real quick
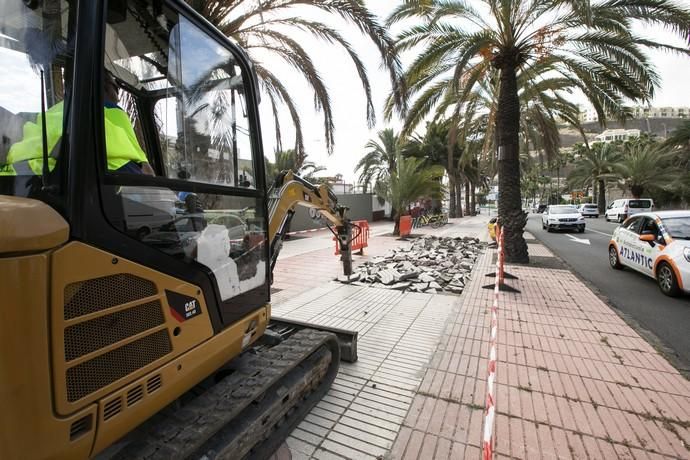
[578,105,690,124]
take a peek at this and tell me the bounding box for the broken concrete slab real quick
[338,235,485,296]
[391,282,411,290]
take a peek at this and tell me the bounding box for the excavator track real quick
[111,329,340,460]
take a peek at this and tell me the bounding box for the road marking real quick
[566,234,591,245]
[587,228,613,237]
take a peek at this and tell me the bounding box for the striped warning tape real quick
[482,229,502,460]
[287,226,327,236]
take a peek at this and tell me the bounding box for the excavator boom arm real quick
[268,171,353,275]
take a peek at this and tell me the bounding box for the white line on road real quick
[566,234,591,245]
[586,228,613,237]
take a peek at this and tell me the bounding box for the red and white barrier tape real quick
[482,230,502,460]
[288,226,327,236]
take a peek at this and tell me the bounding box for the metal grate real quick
[64,301,165,361]
[103,398,122,421]
[69,415,92,440]
[64,274,157,320]
[127,385,144,407]
[66,330,172,402]
[146,374,162,394]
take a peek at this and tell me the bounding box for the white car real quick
[578,203,599,218]
[609,211,690,296]
[605,198,654,223]
[541,205,586,233]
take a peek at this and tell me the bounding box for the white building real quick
[594,129,640,143]
[578,105,690,123]
[631,106,689,119]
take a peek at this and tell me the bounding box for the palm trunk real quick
[496,57,528,263]
[464,181,471,217]
[470,184,477,215]
[449,175,457,218]
[393,213,400,236]
[456,178,464,217]
[630,185,643,199]
[597,179,606,214]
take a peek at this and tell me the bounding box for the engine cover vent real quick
[64,301,165,361]
[64,274,157,320]
[69,415,92,440]
[66,330,172,402]
[147,374,162,394]
[127,384,144,407]
[103,398,122,421]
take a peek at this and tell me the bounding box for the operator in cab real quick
[0,72,154,176]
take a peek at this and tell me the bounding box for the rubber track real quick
[112,329,337,459]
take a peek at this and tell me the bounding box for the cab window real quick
[101,6,266,304]
[640,218,659,236]
[623,216,643,233]
[0,0,73,197]
[640,218,665,244]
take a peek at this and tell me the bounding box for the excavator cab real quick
[1,1,352,459]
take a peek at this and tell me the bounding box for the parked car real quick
[609,211,690,296]
[605,198,654,223]
[578,203,599,218]
[541,205,585,233]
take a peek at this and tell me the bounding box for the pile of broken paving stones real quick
[337,235,485,295]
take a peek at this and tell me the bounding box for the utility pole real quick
[557,164,560,204]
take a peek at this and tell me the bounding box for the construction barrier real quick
[482,224,520,459]
[399,215,412,237]
[334,220,370,255]
[482,234,501,460]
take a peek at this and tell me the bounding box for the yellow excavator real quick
[0,1,358,458]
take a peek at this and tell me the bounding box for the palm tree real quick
[265,149,326,190]
[379,153,444,235]
[355,129,400,193]
[616,141,677,198]
[386,0,690,263]
[567,143,621,213]
[404,120,464,217]
[662,120,690,204]
[188,0,405,161]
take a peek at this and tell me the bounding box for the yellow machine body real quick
[0,196,269,459]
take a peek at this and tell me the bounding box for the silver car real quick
[578,203,599,218]
[542,205,586,233]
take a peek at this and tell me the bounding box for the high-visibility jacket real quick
[0,101,148,175]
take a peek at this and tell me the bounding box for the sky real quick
[2,1,689,184]
[257,1,690,184]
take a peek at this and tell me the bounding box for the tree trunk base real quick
[502,209,529,263]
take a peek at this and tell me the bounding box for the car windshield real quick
[584,204,597,208]
[661,217,690,239]
[550,207,578,214]
[629,200,652,208]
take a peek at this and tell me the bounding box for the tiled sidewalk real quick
[391,246,690,459]
[388,247,493,459]
[272,283,458,459]
[491,263,690,459]
[271,222,690,459]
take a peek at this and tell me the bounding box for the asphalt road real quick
[526,214,690,370]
